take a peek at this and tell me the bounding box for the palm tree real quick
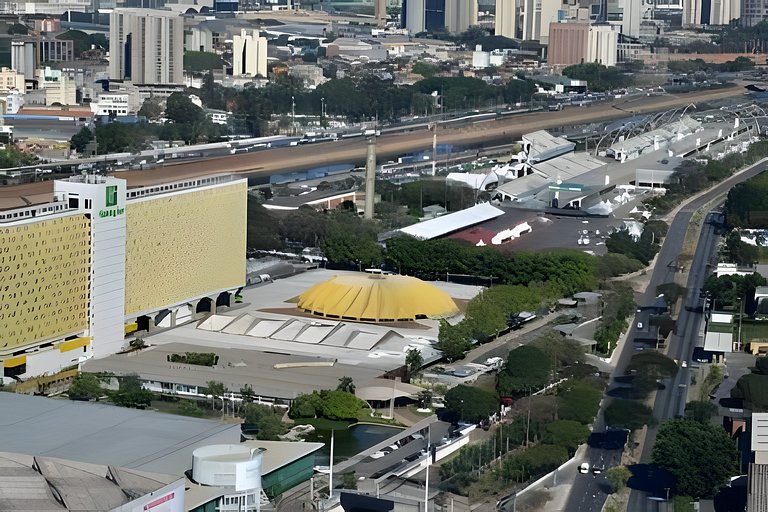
[337,376,355,394]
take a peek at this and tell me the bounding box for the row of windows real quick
[127,176,235,200]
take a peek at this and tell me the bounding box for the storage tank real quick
[192,444,265,492]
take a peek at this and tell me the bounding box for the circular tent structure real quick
[297,274,459,322]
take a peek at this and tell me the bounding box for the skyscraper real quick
[495,0,517,38]
[403,0,478,33]
[109,8,184,85]
[232,29,267,78]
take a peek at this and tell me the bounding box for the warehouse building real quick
[0,174,247,384]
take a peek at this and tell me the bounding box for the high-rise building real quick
[10,40,35,77]
[403,0,477,33]
[445,0,478,32]
[519,0,562,42]
[587,23,618,66]
[710,0,740,24]
[548,22,589,66]
[374,0,387,25]
[232,29,267,77]
[495,0,517,38]
[621,0,641,36]
[0,174,247,382]
[109,8,184,84]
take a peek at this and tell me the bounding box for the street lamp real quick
[291,95,296,135]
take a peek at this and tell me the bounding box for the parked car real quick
[578,463,590,474]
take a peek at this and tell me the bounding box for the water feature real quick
[305,422,403,463]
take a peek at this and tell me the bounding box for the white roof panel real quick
[246,320,286,338]
[704,331,732,352]
[398,203,505,240]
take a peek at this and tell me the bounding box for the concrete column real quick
[364,138,376,220]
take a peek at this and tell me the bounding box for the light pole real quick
[321,97,325,127]
[291,95,296,136]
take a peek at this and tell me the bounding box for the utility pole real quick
[291,95,296,136]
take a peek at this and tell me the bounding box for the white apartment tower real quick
[109,8,184,85]
[232,29,268,78]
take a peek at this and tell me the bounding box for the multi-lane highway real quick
[564,157,768,512]
[112,85,744,187]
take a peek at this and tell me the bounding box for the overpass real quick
[0,84,745,208]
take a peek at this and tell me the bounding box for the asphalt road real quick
[112,86,744,187]
[564,157,768,512]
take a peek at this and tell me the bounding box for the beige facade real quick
[495,0,517,38]
[109,8,184,85]
[548,22,589,67]
[0,67,24,94]
[232,29,268,78]
[445,0,478,33]
[124,181,247,316]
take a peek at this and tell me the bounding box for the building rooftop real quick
[398,202,505,240]
[0,393,239,475]
[0,452,181,512]
[241,440,324,474]
[522,130,576,163]
[82,341,390,401]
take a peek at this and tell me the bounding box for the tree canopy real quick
[68,373,103,401]
[497,345,551,397]
[444,385,498,423]
[543,420,589,456]
[561,63,630,92]
[652,419,739,499]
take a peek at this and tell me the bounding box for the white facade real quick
[6,89,23,114]
[495,0,517,37]
[90,93,131,117]
[109,9,184,85]
[54,176,128,359]
[232,29,268,78]
[587,24,618,67]
[472,46,491,68]
[710,0,740,24]
[192,445,266,512]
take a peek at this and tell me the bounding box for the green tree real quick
[406,348,424,375]
[138,99,164,120]
[320,390,365,420]
[320,211,382,266]
[543,420,589,455]
[111,374,154,409]
[652,419,739,499]
[183,51,226,72]
[70,126,94,154]
[605,465,632,493]
[206,380,226,412]
[684,400,718,423]
[337,376,356,394]
[412,61,440,78]
[556,380,603,425]
[240,384,255,404]
[444,385,498,423]
[418,389,433,409]
[497,345,551,397]
[341,472,358,490]
[604,399,654,430]
[239,403,287,440]
[289,391,324,418]
[436,320,472,362]
[68,373,103,401]
[165,92,206,125]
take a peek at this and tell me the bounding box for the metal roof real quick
[0,393,239,476]
[0,452,181,512]
[398,202,505,240]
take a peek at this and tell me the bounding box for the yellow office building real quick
[0,175,246,382]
